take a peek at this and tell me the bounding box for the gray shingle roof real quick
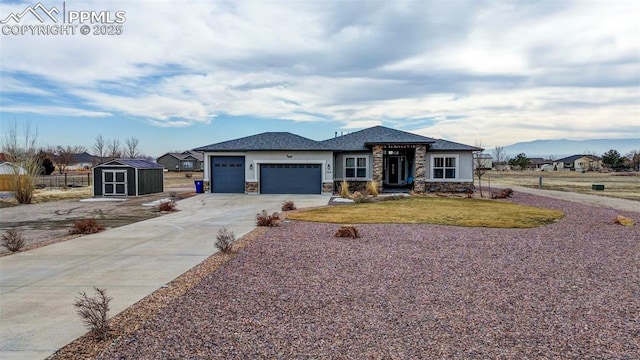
[159,151,204,161]
[193,132,329,151]
[556,154,601,162]
[194,126,480,153]
[321,126,436,151]
[429,139,482,151]
[97,159,164,169]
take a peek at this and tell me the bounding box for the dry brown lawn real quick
[485,170,640,201]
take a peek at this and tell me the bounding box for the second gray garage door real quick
[260,164,321,194]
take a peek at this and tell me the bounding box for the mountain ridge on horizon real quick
[498,138,639,159]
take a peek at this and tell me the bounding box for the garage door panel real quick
[211,156,245,193]
[260,164,321,194]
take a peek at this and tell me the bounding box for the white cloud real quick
[0,105,111,117]
[1,0,638,145]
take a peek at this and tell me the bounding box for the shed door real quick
[211,156,245,193]
[260,164,321,194]
[103,170,127,196]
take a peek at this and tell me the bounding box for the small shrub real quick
[491,188,514,199]
[335,225,360,239]
[281,200,297,211]
[185,173,193,178]
[215,227,236,253]
[74,287,111,341]
[158,200,176,212]
[69,219,105,235]
[351,191,365,203]
[614,215,634,226]
[256,210,280,227]
[1,228,25,252]
[339,180,351,198]
[366,181,379,197]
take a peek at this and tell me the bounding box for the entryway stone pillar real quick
[372,145,383,190]
[414,145,426,192]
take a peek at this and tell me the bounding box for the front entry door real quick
[388,156,400,184]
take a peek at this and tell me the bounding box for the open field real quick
[485,170,640,201]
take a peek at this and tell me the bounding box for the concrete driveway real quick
[0,194,331,360]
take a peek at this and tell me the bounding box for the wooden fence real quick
[0,175,25,191]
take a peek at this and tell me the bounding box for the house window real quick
[345,156,368,178]
[432,156,457,179]
[182,161,194,169]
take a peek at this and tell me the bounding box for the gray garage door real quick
[211,156,245,193]
[260,164,322,194]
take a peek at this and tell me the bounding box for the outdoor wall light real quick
[249,163,253,170]
[327,164,331,171]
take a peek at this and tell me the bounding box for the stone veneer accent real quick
[425,182,475,193]
[372,145,383,189]
[413,145,426,192]
[322,182,334,193]
[245,181,258,193]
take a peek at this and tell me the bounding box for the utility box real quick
[591,184,605,191]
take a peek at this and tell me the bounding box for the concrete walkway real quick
[0,194,331,360]
[491,184,639,213]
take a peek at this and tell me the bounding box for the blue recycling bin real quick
[194,180,204,193]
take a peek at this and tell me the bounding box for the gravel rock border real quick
[53,192,639,359]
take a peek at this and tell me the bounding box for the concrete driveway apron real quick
[0,194,330,360]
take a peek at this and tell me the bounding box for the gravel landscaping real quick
[88,192,639,359]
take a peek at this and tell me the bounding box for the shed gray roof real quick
[97,159,164,169]
[193,132,329,151]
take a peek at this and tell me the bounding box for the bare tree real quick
[1,121,42,204]
[124,137,140,158]
[473,141,487,197]
[627,150,640,171]
[492,146,507,171]
[94,134,105,158]
[52,145,86,174]
[107,139,121,159]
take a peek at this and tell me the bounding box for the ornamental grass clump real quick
[215,227,236,254]
[339,180,351,198]
[366,181,379,197]
[74,287,111,341]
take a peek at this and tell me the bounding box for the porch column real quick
[414,145,426,192]
[372,145,383,190]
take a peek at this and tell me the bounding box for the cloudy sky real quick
[1,0,638,157]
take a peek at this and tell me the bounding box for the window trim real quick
[344,155,369,180]
[430,154,459,181]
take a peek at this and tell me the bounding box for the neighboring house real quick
[554,155,602,171]
[157,151,204,172]
[193,126,481,194]
[66,152,99,171]
[0,153,7,162]
[0,162,27,175]
[529,158,552,170]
